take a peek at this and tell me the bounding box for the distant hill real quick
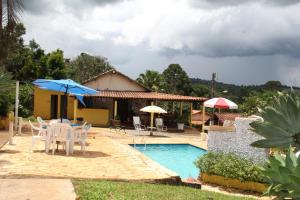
[190,78,299,103]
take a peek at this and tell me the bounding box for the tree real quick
[240,90,277,116]
[0,68,14,116]
[191,83,210,98]
[263,80,282,91]
[5,39,46,81]
[0,0,24,66]
[46,49,67,79]
[136,70,164,92]
[162,64,192,96]
[69,53,113,83]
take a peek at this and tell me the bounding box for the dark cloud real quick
[22,0,300,86]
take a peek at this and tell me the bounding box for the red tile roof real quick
[86,90,207,102]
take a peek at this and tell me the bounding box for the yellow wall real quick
[34,87,110,125]
[34,87,74,120]
[76,108,109,126]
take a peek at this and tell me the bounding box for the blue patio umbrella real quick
[33,79,97,121]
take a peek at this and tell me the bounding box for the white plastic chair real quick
[155,118,167,135]
[50,123,73,156]
[73,123,91,153]
[29,120,47,152]
[133,116,146,135]
[49,119,59,125]
[62,118,71,124]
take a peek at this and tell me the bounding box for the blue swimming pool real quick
[130,144,207,179]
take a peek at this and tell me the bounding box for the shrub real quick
[262,146,300,199]
[195,151,266,183]
[18,84,34,118]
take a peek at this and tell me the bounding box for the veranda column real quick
[114,100,118,119]
[73,98,78,123]
[172,102,175,113]
[150,101,154,127]
[180,102,183,116]
[189,102,193,126]
[201,103,205,133]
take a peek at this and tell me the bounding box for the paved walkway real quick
[0,128,206,181]
[0,130,9,149]
[0,179,76,200]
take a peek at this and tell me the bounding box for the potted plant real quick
[176,114,186,130]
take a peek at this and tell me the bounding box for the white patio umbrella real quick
[140,105,167,114]
[202,97,238,132]
[140,105,167,135]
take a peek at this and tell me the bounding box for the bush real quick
[19,84,34,118]
[195,151,266,183]
[0,93,13,117]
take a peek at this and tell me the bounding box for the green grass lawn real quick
[73,180,254,200]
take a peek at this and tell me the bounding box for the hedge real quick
[195,151,267,183]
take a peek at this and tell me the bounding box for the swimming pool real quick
[130,144,207,179]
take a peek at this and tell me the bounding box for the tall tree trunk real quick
[7,0,12,33]
[0,0,2,31]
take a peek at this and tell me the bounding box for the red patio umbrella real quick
[201,97,238,132]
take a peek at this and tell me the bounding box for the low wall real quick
[208,117,269,163]
[76,108,109,126]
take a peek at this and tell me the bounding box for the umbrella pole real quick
[61,85,69,122]
[150,102,154,136]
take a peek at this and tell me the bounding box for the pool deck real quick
[0,127,206,182]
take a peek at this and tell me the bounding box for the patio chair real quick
[109,119,126,133]
[50,123,73,156]
[49,119,59,125]
[73,123,91,153]
[62,118,71,124]
[29,120,48,152]
[37,116,48,129]
[155,118,167,135]
[133,116,146,135]
[223,120,234,127]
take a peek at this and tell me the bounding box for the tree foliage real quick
[136,70,164,92]
[0,0,24,66]
[0,68,14,116]
[69,53,113,83]
[46,49,67,79]
[240,91,277,116]
[162,64,192,95]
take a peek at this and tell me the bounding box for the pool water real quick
[130,144,207,179]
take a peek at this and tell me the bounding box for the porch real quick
[34,87,207,128]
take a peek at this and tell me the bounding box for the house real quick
[34,69,207,126]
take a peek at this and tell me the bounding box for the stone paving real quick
[0,127,206,181]
[0,130,9,149]
[0,179,76,200]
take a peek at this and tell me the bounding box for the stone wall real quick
[207,117,269,163]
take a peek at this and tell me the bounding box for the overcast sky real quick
[22,0,300,86]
